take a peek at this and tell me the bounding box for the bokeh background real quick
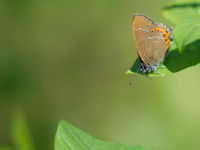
[1,0,200,150]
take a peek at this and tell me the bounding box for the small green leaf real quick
[163,0,200,24]
[173,18,200,52]
[54,120,153,150]
[11,109,35,150]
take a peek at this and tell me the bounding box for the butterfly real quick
[129,14,173,86]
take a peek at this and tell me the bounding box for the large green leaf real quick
[173,18,200,52]
[163,0,200,24]
[54,120,153,150]
[11,110,35,150]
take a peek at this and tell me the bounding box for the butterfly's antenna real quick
[128,67,140,87]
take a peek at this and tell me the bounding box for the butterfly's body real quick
[132,14,173,73]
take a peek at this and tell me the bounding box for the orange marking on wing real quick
[166,39,170,49]
[152,27,172,48]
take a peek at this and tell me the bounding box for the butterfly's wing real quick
[146,23,170,66]
[132,14,169,67]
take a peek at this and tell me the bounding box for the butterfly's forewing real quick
[132,14,168,67]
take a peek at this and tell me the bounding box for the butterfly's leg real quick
[144,73,151,80]
[160,64,166,68]
[152,66,164,77]
[154,69,164,77]
[145,68,152,79]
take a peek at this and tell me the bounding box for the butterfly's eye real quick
[170,26,173,32]
[169,33,173,41]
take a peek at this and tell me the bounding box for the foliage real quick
[54,120,153,150]
[0,110,35,150]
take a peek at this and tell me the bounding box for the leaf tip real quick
[126,69,134,75]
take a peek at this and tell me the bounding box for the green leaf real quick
[173,18,200,52]
[163,0,200,24]
[11,109,35,150]
[54,120,153,150]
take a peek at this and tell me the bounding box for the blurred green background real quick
[1,0,200,150]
